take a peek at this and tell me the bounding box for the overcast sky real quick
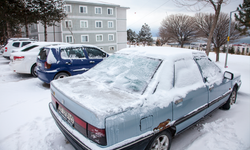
[105,0,243,36]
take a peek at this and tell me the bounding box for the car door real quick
[172,59,208,133]
[194,57,232,115]
[84,47,107,68]
[60,47,89,75]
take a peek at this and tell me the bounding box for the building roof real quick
[64,0,129,8]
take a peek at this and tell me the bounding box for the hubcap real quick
[151,135,169,150]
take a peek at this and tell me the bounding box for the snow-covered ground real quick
[0,51,249,150]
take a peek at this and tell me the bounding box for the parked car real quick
[9,42,69,77]
[48,47,241,150]
[3,38,35,59]
[36,44,108,84]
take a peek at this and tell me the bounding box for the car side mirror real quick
[224,71,234,80]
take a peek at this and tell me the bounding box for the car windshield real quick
[84,53,162,94]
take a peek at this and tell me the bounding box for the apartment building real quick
[26,0,129,53]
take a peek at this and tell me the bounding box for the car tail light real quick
[4,47,7,52]
[88,124,107,145]
[51,94,107,146]
[14,56,25,61]
[45,61,51,69]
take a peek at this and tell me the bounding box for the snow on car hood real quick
[51,75,144,120]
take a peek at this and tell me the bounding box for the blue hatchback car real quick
[36,44,108,84]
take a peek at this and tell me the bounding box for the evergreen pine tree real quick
[234,0,250,35]
[33,0,67,41]
[138,23,153,46]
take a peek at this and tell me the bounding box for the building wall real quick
[26,1,129,53]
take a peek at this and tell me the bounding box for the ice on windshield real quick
[84,54,162,94]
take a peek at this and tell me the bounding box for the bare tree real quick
[160,14,198,48]
[159,26,171,45]
[174,0,230,55]
[196,13,240,61]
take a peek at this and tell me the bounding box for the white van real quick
[3,38,35,59]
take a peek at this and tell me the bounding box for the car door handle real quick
[90,61,95,63]
[66,62,71,65]
[209,84,214,91]
[175,99,183,105]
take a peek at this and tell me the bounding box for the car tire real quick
[146,130,172,150]
[31,64,37,77]
[222,87,237,110]
[54,72,69,80]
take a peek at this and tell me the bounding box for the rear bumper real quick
[49,102,152,150]
[9,61,30,74]
[36,68,56,84]
[49,103,91,150]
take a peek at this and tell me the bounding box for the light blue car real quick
[49,47,241,150]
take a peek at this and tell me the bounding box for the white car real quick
[3,40,34,59]
[9,42,69,77]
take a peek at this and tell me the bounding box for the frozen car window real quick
[60,47,86,59]
[21,45,38,52]
[174,59,203,88]
[84,54,162,94]
[85,47,106,58]
[195,57,222,84]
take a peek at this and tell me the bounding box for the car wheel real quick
[146,130,172,150]
[54,72,69,80]
[31,64,37,77]
[222,87,237,110]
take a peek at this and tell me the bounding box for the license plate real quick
[58,105,74,126]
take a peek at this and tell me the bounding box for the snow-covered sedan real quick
[49,47,241,150]
[9,42,69,77]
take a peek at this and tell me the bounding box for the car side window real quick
[195,57,222,84]
[22,42,31,47]
[85,47,106,59]
[12,42,20,47]
[61,47,86,59]
[174,59,203,88]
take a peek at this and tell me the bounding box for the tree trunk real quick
[44,22,47,41]
[205,0,223,56]
[25,16,29,38]
[215,47,220,62]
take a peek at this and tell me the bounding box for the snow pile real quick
[185,118,247,150]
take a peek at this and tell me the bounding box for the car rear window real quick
[38,48,50,60]
[85,54,162,94]
[21,45,38,52]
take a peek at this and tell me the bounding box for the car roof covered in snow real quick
[44,44,99,49]
[117,47,206,61]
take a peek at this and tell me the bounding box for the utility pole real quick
[225,7,250,68]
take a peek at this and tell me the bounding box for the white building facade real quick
[25,0,129,53]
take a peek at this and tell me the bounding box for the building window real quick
[95,7,102,14]
[65,20,72,28]
[95,21,102,28]
[108,21,114,28]
[96,34,103,42]
[247,48,249,53]
[64,5,71,13]
[79,6,87,13]
[80,20,88,28]
[81,35,89,42]
[107,8,113,15]
[66,35,73,43]
[108,34,114,41]
[109,46,115,51]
